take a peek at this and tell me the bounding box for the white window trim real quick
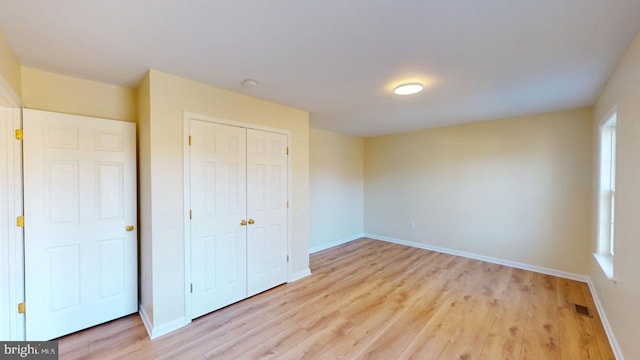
[594,107,617,282]
[593,253,615,283]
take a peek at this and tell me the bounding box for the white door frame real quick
[0,74,24,341]
[182,111,292,320]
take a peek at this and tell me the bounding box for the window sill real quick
[593,253,616,283]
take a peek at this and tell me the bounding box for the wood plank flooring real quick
[56,238,615,359]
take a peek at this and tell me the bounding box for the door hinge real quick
[286,146,289,155]
[286,255,289,263]
[18,302,25,314]
[190,284,193,293]
[15,129,23,140]
[16,216,24,228]
[188,135,192,146]
[189,210,192,219]
[286,201,289,209]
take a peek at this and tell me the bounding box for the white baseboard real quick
[139,305,153,338]
[309,233,364,254]
[587,281,624,359]
[139,305,189,340]
[289,268,311,282]
[363,233,590,282]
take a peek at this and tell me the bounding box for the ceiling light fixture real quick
[242,79,258,89]
[393,83,423,95]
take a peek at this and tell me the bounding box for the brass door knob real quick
[240,219,247,226]
[125,225,135,232]
[248,218,255,225]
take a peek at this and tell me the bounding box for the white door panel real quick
[246,129,288,297]
[190,120,247,319]
[23,109,137,340]
[188,120,289,319]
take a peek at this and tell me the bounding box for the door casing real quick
[0,106,24,341]
[0,73,24,341]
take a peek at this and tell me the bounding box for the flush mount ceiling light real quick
[393,83,423,95]
[241,79,258,89]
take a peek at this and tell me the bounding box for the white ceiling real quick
[1,1,640,137]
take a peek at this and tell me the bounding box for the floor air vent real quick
[573,304,593,318]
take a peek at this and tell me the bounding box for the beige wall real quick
[144,69,309,328]
[310,128,363,250]
[364,108,593,275]
[591,32,640,359]
[137,72,153,324]
[21,67,137,122]
[0,33,21,99]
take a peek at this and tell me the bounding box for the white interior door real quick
[23,109,137,340]
[246,129,288,297]
[190,120,247,319]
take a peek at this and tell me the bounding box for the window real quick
[594,110,617,280]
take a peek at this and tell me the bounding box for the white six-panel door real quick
[23,109,137,340]
[188,119,288,319]
[190,120,248,319]
[246,129,288,297]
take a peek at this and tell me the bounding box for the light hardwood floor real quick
[57,238,615,359]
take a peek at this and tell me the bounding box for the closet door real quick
[246,129,288,296]
[190,120,247,319]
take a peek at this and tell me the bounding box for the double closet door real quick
[189,120,288,319]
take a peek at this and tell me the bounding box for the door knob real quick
[125,225,135,232]
[248,218,255,225]
[240,219,247,226]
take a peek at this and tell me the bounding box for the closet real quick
[187,118,289,319]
